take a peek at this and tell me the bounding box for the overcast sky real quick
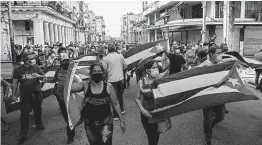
[88,1,142,38]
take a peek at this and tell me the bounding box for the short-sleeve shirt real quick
[103,52,127,83]
[13,64,44,93]
[168,53,186,75]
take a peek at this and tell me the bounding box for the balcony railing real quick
[1,1,78,21]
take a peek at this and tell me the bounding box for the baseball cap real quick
[61,54,69,61]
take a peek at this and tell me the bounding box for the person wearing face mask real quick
[168,46,187,75]
[43,55,81,144]
[70,63,126,145]
[197,45,247,145]
[12,53,45,144]
[46,51,57,67]
[135,59,171,145]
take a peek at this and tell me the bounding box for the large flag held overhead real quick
[149,61,260,123]
[124,39,169,71]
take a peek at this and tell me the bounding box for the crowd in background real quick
[13,40,130,68]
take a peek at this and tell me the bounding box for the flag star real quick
[228,78,241,87]
[155,43,164,51]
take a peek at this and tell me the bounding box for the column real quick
[202,1,207,42]
[61,26,64,45]
[69,28,72,44]
[147,30,150,43]
[54,24,58,44]
[43,21,50,45]
[240,1,245,19]
[155,29,157,42]
[33,19,44,46]
[62,26,66,46]
[57,25,61,43]
[64,27,68,46]
[72,28,74,42]
[67,27,70,45]
[49,23,54,45]
[70,28,73,43]
[210,1,216,19]
[164,27,170,52]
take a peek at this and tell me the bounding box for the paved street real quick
[1,76,262,145]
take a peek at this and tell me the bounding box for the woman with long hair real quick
[135,57,171,145]
[70,63,126,145]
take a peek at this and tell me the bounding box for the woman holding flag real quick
[135,52,171,145]
[70,63,126,145]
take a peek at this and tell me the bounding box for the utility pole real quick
[8,2,16,65]
[223,1,235,51]
[201,1,207,42]
[228,1,235,51]
[223,1,228,45]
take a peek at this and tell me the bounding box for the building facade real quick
[120,12,142,44]
[95,16,106,41]
[1,1,106,60]
[133,1,262,57]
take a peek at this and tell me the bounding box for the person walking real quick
[168,45,187,75]
[197,45,248,145]
[103,44,127,120]
[135,59,171,145]
[12,52,45,144]
[43,50,81,144]
[70,63,126,145]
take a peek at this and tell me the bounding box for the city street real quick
[1,1,262,145]
[1,76,262,145]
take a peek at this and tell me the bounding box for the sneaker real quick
[67,138,74,144]
[121,110,125,114]
[113,117,119,121]
[37,125,44,130]
[18,137,27,144]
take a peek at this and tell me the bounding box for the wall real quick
[187,30,201,43]
[13,20,34,47]
[243,26,262,56]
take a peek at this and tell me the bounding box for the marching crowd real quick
[1,36,253,145]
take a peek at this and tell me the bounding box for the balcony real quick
[1,1,77,21]
[143,1,179,16]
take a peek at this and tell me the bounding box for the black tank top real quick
[82,82,112,121]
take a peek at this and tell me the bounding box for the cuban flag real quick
[124,39,169,71]
[148,61,260,123]
[220,51,262,87]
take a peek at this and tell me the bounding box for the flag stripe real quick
[153,61,235,86]
[124,40,165,58]
[149,91,259,123]
[125,48,155,65]
[153,70,230,99]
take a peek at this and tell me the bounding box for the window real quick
[192,3,203,18]
[215,1,224,18]
[234,1,241,18]
[149,14,155,25]
[245,1,262,18]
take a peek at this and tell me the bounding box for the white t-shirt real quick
[103,52,127,83]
